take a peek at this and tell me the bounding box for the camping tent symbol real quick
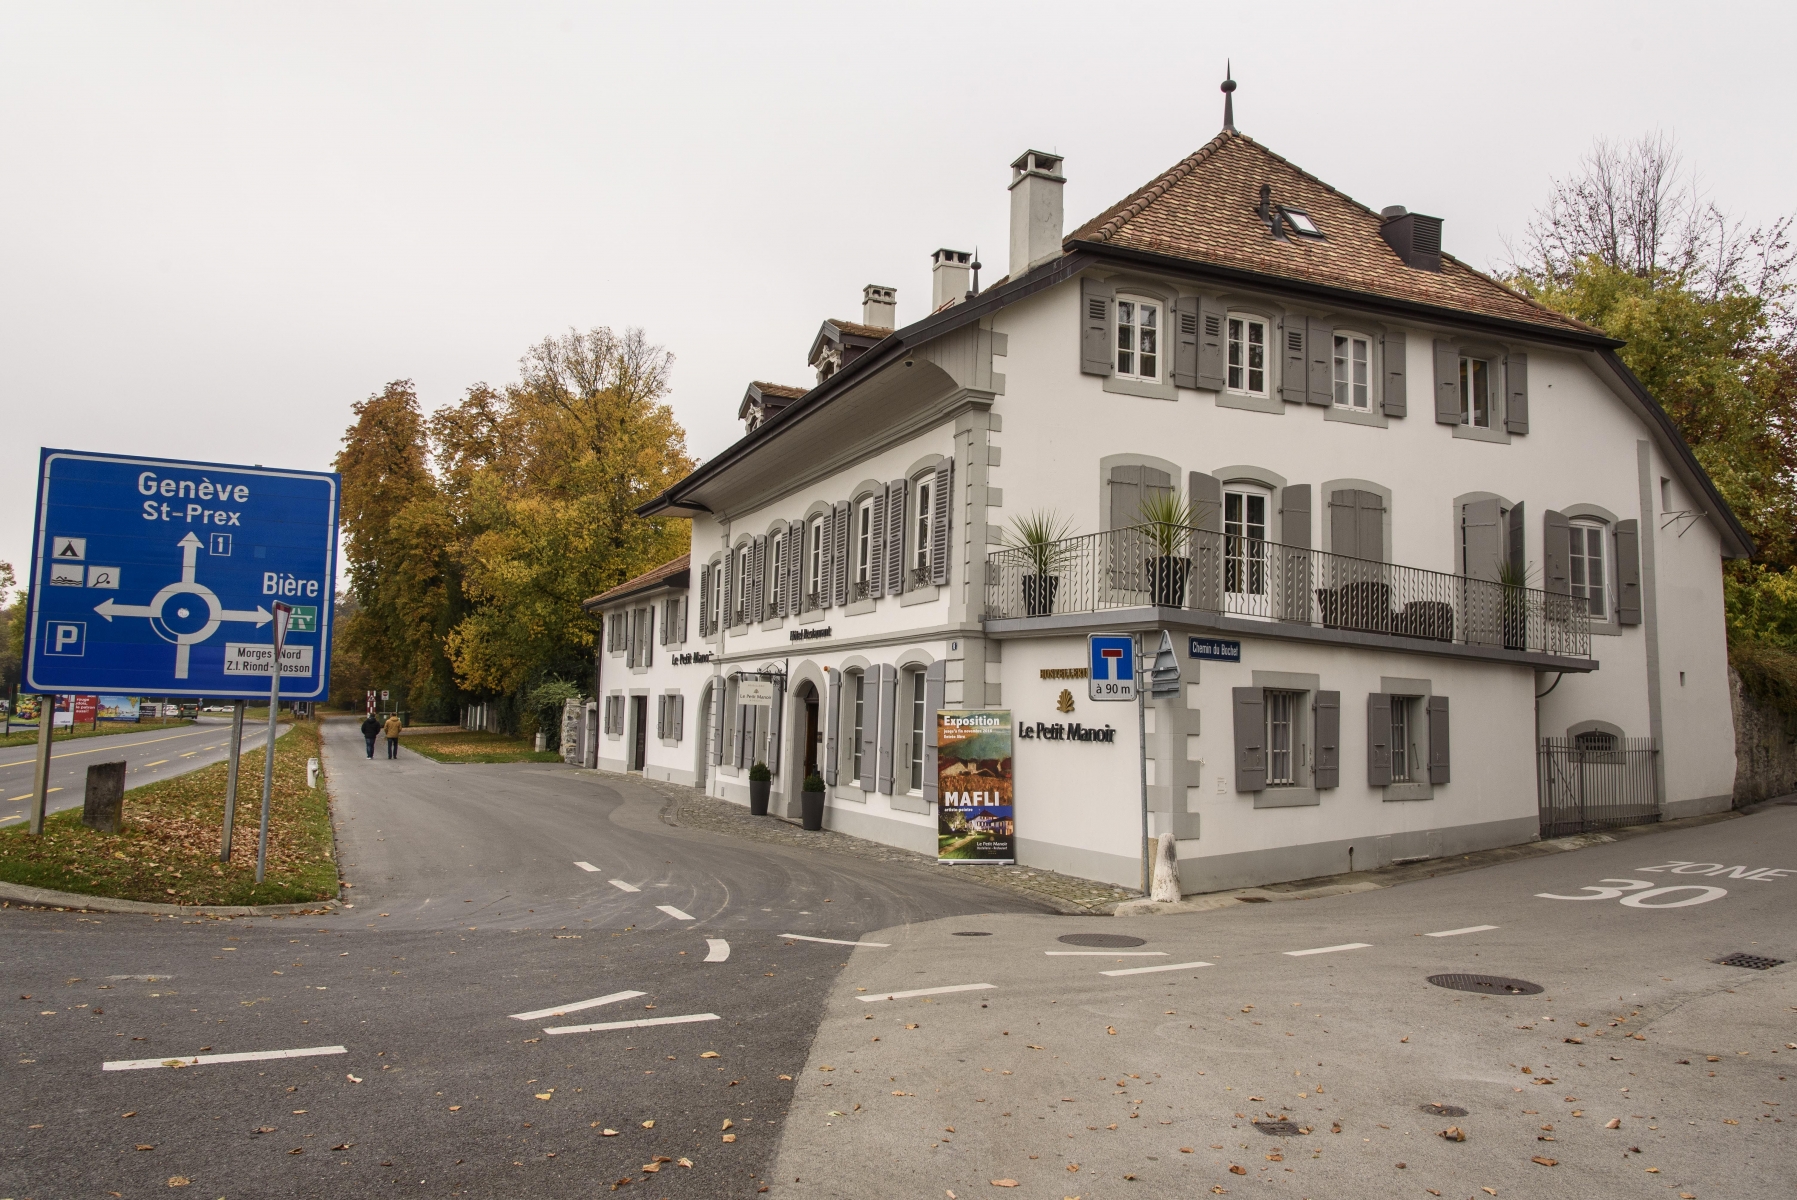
[92,533,271,679]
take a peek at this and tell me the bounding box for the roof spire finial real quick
[1221,60,1237,133]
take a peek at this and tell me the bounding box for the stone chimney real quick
[1008,149,1065,279]
[862,284,896,329]
[931,249,972,312]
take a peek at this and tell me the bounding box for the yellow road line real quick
[143,760,169,767]
[0,725,218,769]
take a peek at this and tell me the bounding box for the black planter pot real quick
[1147,555,1190,607]
[801,789,825,831]
[1021,574,1060,618]
[748,778,770,816]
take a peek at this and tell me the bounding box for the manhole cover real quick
[1057,933,1148,948]
[1426,973,1544,996]
[1252,1120,1301,1136]
[951,931,992,937]
[1421,1103,1468,1118]
[1714,952,1786,970]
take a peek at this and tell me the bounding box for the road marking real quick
[609,879,641,892]
[1426,925,1498,938]
[545,1013,720,1036]
[103,1045,346,1071]
[1046,951,1168,957]
[143,760,169,767]
[510,989,646,1022]
[704,939,730,962]
[779,933,891,948]
[856,983,995,1003]
[179,752,196,758]
[0,725,230,769]
[4,794,29,802]
[656,905,695,920]
[1100,960,1214,977]
[1284,943,1372,957]
[573,862,599,872]
[47,787,61,793]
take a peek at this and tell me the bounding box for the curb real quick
[0,881,341,917]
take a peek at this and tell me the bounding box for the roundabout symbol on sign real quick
[92,532,272,678]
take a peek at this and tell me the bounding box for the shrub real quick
[803,772,825,793]
[748,760,770,782]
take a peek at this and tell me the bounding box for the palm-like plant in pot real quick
[1495,557,1536,651]
[1136,489,1195,607]
[1003,509,1076,617]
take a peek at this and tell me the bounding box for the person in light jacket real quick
[360,713,381,758]
[383,713,402,759]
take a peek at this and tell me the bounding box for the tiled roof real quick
[1066,131,1591,335]
[826,320,894,340]
[583,553,689,609]
[750,381,808,400]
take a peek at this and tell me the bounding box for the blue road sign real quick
[24,449,339,700]
[1087,634,1136,701]
[1188,636,1242,662]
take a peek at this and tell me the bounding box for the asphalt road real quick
[0,717,286,828]
[0,716,1044,1199]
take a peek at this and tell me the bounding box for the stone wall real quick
[1730,666,1797,803]
[561,698,585,765]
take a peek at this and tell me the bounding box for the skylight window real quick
[1281,208,1323,238]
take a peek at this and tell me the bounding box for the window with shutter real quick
[1508,502,1527,579]
[874,663,897,795]
[1366,692,1392,786]
[771,531,787,618]
[1115,298,1162,381]
[708,683,724,766]
[832,502,851,606]
[929,459,953,586]
[1432,338,1460,424]
[1504,352,1529,434]
[1306,317,1332,405]
[1080,278,1114,376]
[656,695,666,739]
[698,564,712,636]
[1615,519,1642,625]
[854,498,876,599]
[852,672,871,789]
[1173,297,1199,389]
[1543,510,1572,597]
[1281,322,1305,402]
[673,693,684,741]
[787,520,805,614]
[1197,297,1226,390]
[1228,315,1270,395]
[1426,695,1450,784]
[1107,464,1172,531]
[1382,330,1407,417]
[1331,333,1373,410]
[1232,687,1267,792]
[1313,690,1340,788]
[867,492,886,599]
[824,668,842,785]
[885,479,907,595]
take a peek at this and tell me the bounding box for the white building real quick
[579,91,1748,894]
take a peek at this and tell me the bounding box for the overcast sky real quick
[4,1,1793,598]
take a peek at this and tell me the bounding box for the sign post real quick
[255,601,293,885]
[221,699,246,861]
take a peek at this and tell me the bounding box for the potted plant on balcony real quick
[801,771,826,831]
[748,760,771,816]
[1003,509,1076,617]
[1496,557,1535,651]
[1136,490,1194,607]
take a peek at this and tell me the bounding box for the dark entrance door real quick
[631,695,648,771]
[803,687,820,779]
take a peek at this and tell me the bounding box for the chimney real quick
[931,248,972,311]
[1008,149,1065,279]
[861,284,896,329]
[1379,206,1444,272]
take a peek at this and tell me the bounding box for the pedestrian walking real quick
[383,713,402,759]
[360,712,380,758]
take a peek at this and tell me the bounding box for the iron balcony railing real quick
[986,522,1591,660]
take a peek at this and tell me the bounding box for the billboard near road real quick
[936,709,1015,864]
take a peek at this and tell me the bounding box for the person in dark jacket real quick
[360,713,380,758]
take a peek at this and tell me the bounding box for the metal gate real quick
[1538,735,1659,838]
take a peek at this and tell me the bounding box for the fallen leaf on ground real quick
[1106,1026,1116,1035]
[640,1120,654,1128]
[1605,1118,1621,1129]
[136,1144,154,1151]
[535,1093,552,1101]
[1439,1126,1466,1141]
[1179,1147,1193,1153]
[989,1180,1018,1188]
[701,1051,720,1058]
[166,1178,190,1188]
[1533,1156,1558,1167]
[1229,1164,1246,1175]
[722,1120,734,1130]
[722,1134,736,1143]
[347,1074,362,1084]
[601,1129,618,1136]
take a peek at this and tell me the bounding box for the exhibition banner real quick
[936,709,1014,864]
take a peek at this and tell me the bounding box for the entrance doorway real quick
[799,683,820,779]
[630,695,648,771]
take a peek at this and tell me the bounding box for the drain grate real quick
[1420,1103,1468,1118]
[951,931,992,937]
[1426,973,1544,996]
[1252,1120,1301,1136]
[1057,933,1148,948]
[1714,952,1786,970]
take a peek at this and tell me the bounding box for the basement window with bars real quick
[1389,696,1422,782]
[1265,689,1302,786]
[1115,299,1161,380]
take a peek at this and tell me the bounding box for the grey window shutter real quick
[1307,317,1332,405]
[1173,297,1199,389]
[787,520,805,613]
[642,609,652,667]
[817,514,834,611]
[922,660,945,804]
[708,683,724,765]
[1232,687,1266,792]
[1189,471,1223,534]
[676,694,685,741]
[773,533,789,618]
[868,492,887,599]
[832,501,851,606]
[875,663,897,795]
[1356,491,1384,562]
[1080,277,1114,376]
[1433,338,1460,424]
[857,673,878,791]
[752,536,768,620]
[698,565,711,636]
[1462,498,1503,581]
[1366,693,1392,785]
[1543,509,1571,597]
[1190,470,1224,612]
[1279,484,1311,549]
[1504,352,1529,434]
[656,695,666,739]
[1329,490,1360,559]
[1281,319,1306,403]
[658,599,667,645]
[1615,519,1641,625]
[767,679,783,774]
[730,689,744,768]
[930,459,953,586]
[1314,690,1340,788]
[720,550,735,628]
[824,668,841,785]
[680,596,689,642]
[885,480,907,595]
[1382,329,1407,417]
[1427,695,1450,784]
[1108,465,1143,532]
[1196,296,1226,390]
[1507,501,1526,579]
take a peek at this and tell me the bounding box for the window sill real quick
[1252,786,1319,809]
[1216,389,1283,415]
[889,790,931,815]
[799,607,828,625]
[1451,422,1510,445]
[845,598,877,617]
[1324,404,1387,429]
[1102,373,1176,402]
[761,616,785,631]
[1383,781,1433,802]
[1590,617,1622,637]
[832,786,868,805]
[900,584,942,607]
[659,737,680,747]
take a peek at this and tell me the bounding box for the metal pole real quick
[255,639,284,885]
[1135,634,1149,895]
[221,699,246,861]
[28,694,54,835]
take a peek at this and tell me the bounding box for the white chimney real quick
[1008,149,1065,279]
[862,284,896,329]
[931,248,972,312]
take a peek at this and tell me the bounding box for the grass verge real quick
[0,719,194,750]
[400,730,562,764]
[0,720,336,906]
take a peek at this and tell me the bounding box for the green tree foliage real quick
[0,564,21,699]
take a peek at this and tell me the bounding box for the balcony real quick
[985,524,1592,664]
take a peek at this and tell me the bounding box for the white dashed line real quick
[1100,960,1214,977]
[779,933,891,948]
[704,939,730,962]
[1045,951,1168,957]
[545,1013,720,1036]
[1425,925,1498,937]
[609,879,641,892]
[1284,943,1372,957]
[509,990,646,1022]
[574,862,600,872]
[856,983,995,1003]
[656,905,695,921]
[104,1045,346,1072]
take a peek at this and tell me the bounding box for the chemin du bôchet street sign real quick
[24,449,340,700]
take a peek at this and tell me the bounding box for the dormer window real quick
[1281,208,1323,238]
[1115,299,1160,381]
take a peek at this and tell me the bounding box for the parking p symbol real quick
[45,620,86,656]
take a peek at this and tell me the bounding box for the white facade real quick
[585,132,1746,893]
